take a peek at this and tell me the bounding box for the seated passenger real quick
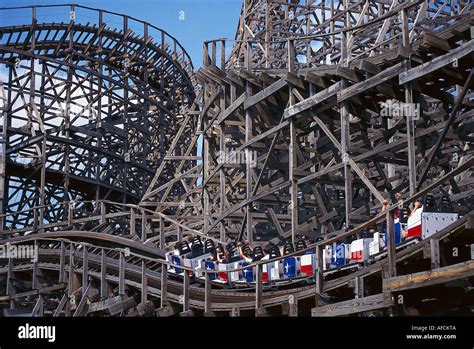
[261,246,271,261]
[238,241,253,263]
[223,249,232,263]
[214,245,224,263]
[411,199,422,216]
[173,242,181,255]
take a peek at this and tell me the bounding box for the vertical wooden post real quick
[288,295,298,317]
[219,83,226,243]
[204,272,211,314]
[211,41,216,66]
[315,245,324,306]
[354,276,364,298]
[288,40,298,245]
[68,202,73,226]
[118,250,125,296]
[141,260,147,304]
[255,263,263,313]
[100,248,107,299]
[32,240,39,290]
[401,8,416,196]
[387,211,396,278]
[220,40,226,70]
[141,209,147,243]
[160,264,168,307]
[82,244,88,289]
[6,256,14,309]
[203,42,209,66]
[159,217,165,248]
[182,270,189,312]
[231,307,240,317]
[130,208,136,237]
[430,239,440,269]
[59,240,65,283]
[67,244,74,297]
[100,202,106,224]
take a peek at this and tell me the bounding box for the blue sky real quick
[0,0,243,68]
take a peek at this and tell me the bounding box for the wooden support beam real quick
[338,62,404,102]
[244,77,287,109]
[386,210,397,278]
[82,245,88,288]
[230,307,240,317]
[182,271,189,312]
[255,263,263,314]
[312,293,394,317]
[53,293,68,317]
[288,295,298,317]
[399,39,474,84]
[160,266,168,307]
[141,260,147,304]
[108,296,137,316]
[155,305,177,317]
[100,248,107,299]
[59,241,65,283]
[73,283,91,317]
[284,81,341,118]
[204,272,211,314]
[430,239,440,269]
[384,260,474,293]
[118,251,125,296]
[315,245,324,306]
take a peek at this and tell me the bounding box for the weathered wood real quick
[108,296,137,316]
[312,293,394,317]
[338,62,404,102]
[430,239,440,269]
[384,260,474,293]
[244,77,287,109]
[399,39,474,84]
[284,81,341,118]
[156,305,177,317]
[136,300,155,316]
[255,263,263,312]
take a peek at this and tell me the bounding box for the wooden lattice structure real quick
[0,1,473,317]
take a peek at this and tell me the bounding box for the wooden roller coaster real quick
[0,1,473,317]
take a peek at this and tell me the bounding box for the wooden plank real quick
[383,260,474,293]
[108,296,137,316]
[244,77,287,109]
[399,39,474,84]
[312,293,393,317]
[284,81,341,118]
[0,283,66,302]
[338,62,404,102]
[216,93,245,124]
[430,239,440,269]
[155,305,176,317]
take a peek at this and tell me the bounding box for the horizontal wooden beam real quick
[383,260,474,293]
[312,293,393,317]
[284,81,341,118]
